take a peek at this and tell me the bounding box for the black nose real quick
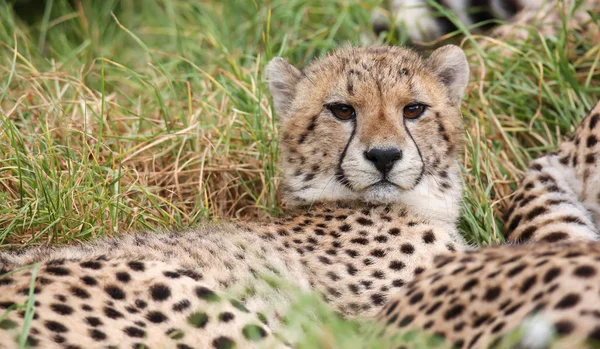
[365,148,403,174]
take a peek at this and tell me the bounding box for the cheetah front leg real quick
[504,101,600,243]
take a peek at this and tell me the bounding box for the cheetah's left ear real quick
[427,45,469,105]
[266,57,303,120]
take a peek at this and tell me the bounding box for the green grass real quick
[0,0,599,347]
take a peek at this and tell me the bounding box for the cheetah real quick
[372,0,599,43]
[0,45,598,349]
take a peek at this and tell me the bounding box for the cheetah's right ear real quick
[266,57,302,120]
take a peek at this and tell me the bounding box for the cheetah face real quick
[267,46,469,207]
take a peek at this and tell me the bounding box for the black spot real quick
[80,261,102,270]
[373,235,388,243]
[506,263,527,277]
[526,206,547,220]
[371,293,386,306]
[462,278,479,291]
[81,276,98,286]
[424,301,442,316]
[351,237,369,245]
[587,135,598,147]
[46,266,70,276]
[116,271,131,283]
[433,285,448,296]
[128,261,145,271]
[318,255,332,264]
[508,214,522,232]
[392,279,405,287]
[173,299,191,312]
[519,226,537,242]
[483,286,501,302]
[590,113,599,129]
[389,260,405,271]
[89,329,107,341]
[177,268,203,281]
[125,306,139,314]
[213,336,235,349]
[50,303,74,316]
[542,232,569,242]
[219,312,235,322]
[146,311,167,323]
[554,320,574,335]
[504,302,523,315]
[242,324,268,341]
[135,299,148,309]
[45,320,68,333]
[555,293,580,309]
[70,286,90,299]
[519,275,537,294]
[491,321,505,333]
[150,283,171,301]
[124,326,146,338]
[388,228,401,236]
[422,230,436,243]
[444,304,464,320]
[356,217,374,226]
[543,267,561,283]
[409,292,423,304]
[371,270,385,279]
[400,244,414,254]
[85,317,103,327]
[370,249,386,258]
[339,224,351,232]
[398,314,415,327]
[574,265,596,278]
[105,285,126,300]
[104,306,124,319]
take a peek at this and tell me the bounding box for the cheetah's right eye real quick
[328,104,356,120]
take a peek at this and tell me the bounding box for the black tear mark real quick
[335,120,357,189]
[402,119,425,186]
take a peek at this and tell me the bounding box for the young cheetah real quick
[0,45,598,349]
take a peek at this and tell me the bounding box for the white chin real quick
[362,183,402,203]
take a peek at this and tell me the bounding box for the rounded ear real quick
[266,57,302,120]
[427,45,469,105]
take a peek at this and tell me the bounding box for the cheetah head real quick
[267,46,468,219]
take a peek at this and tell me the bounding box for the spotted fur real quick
[505,102,600,243]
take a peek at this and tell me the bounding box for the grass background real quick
[0,1,599,348]
[0,0,598,249]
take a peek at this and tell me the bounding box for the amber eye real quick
[328,104,356,120]
[403,104,426,119]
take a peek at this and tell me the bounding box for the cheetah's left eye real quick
[403,104,427,119]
